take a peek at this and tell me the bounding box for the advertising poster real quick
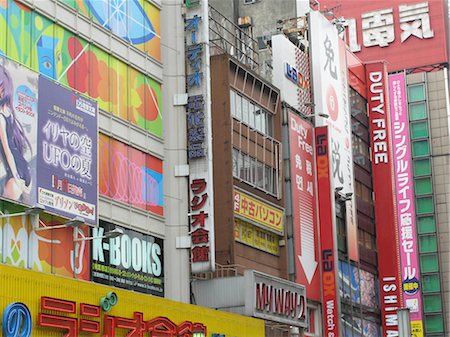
[0,57,38,205]
[389,73,423,336]
[0,202,90,280]
[91,220,164,297]
[288,111,320,301]
[338,261,361,304]
[309,12,358,261]
[98,134,164,216]
[315,126,339,337]
[360,269,378,308]
[366,62,402,337]
[37,77,98,226]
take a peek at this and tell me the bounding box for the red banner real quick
[315,126,339,337]
[289,112,320,301]
[366,62,402,337]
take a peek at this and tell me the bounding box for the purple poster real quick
[37,77,98,225]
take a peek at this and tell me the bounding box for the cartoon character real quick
[37,35,62,79]
[0,65,32,201]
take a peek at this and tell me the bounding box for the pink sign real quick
[288,112,320,302]
[389,73,423,331]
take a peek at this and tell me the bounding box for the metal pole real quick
[398,308,411,337]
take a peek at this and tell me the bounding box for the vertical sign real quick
[389,73,424,337]
[315,126,339,337]
[184,0,215,273]
[37,77,98,226]
[288,112,320,301]
[366,62,402,337]
[309,11,358,261]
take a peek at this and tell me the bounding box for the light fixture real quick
[73,227,124,242]
[0,204,46,219]
[34,216,86,231]
[303,112,329,119]
[335,186,344,192]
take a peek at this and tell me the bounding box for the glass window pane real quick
[235,93,242,120]
[230,90,235,117]
[413,159,431,176]
[416,196,434,214]
[420,254,439,273]
[422,274,441,293]
[417,216,436,234]
[412,140,430,157]
[415,177,433,195]
[261,111,267,135]
[266,113,273,136]
[248,102,255,129]
[410,121,429,139]
[425,314,444,333]
[265,165,272,194]
[255,106,262,133]
[242,98,249,125]
[408,84,426,102]
[419,234,437,253]
[409,102,427,120]
[239,152,245,180]
[424,295,443,313]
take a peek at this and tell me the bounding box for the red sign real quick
[38,296,207,336]
[316,0,449,72]
[366,62,402,337]
[315,126,339,337]
[190,178,211,264]
[288,112,320,301]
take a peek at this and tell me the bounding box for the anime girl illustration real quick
[0,64,32,201]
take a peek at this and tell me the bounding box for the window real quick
[410,121,429,139]
[408,84,426,102]
[230,90,274,137]
[415,177,433,195]
[413,158,431,176]
[412,140,430,157]
[409,102,427,120]
[233,149,278,196]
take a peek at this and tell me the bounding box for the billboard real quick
[91,220,164,297]
[287,112,320,301]
[0,202,90,280]
[315,126,340,337]
[233,188,284,234]
[366,62,402,337]
[0,264,265,337]
[37,77,98,225]
[310,11,358,261]
[316,0,449,72]
[0,57,38,205]
[98,134,164,216]
[389,73,423,337]
[271,34,312,115]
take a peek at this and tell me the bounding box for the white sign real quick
[309,11,358,261]
[272,34,311,114]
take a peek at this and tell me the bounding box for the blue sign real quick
[2,302,32,337]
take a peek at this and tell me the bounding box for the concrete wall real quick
[161,0,190,303]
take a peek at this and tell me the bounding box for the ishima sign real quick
[366,62,402,337]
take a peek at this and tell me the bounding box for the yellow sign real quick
[235,219,279,255]
[233,189,284,233]
[411,320,424,337]
[0,265,264,337]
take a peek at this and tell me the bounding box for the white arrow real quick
[297,198,318,284]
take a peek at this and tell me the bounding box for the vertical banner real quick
[288,112,320,301]
[0,57,38,205]
[389,73,424,337]
[37,77,98,226]
[315,126,339,337]
[185,0,215,273]
[309,12,358,261]
[366,62,402,337]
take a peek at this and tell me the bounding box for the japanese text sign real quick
[37,77,98,225]
[366,62,402,337]
[317,0,449,72]
[288,112,320,301]
[314,126,340,337]
[233,189,284,234]
[389,73,423,337]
